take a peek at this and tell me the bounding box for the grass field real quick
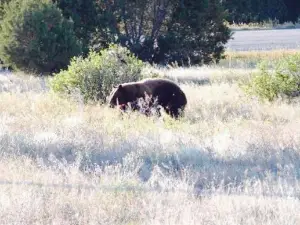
[227,20,300,31]
[222,49,300,68]
[0,51,300,224]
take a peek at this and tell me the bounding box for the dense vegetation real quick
[1,0,300,73]
[242,54,300,101]
[222,0,300,23]
[0,0,232,72]
[0,0,81,73]
[1,0,300,102]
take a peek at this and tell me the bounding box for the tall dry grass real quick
[227,20,300,31]
[218,49,300,69]
[0,67,300,224]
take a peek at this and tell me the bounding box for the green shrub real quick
[241,54,300,101]
[50,44,145,103]
[0,0,81,74]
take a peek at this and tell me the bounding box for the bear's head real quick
[108,84,128,108]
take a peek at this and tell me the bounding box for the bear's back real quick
[142,78,184,94]
[116,78,187,106]
[141,78,187,106]
[141,78,178,90]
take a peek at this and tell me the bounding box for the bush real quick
[50,44,145,103]
[94,0,231,67]
[153,0,232,66]
[241,54,300,101]
[0,0,81,74]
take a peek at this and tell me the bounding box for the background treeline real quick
[222,0,300,24]
[0,0,231,73]
[0,0,300,75]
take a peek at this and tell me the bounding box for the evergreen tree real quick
[157,0,231,65]
[222,0,288,23]
[93,0,231,66]
[0,0,81,74]
[52,0,99,54]
[283,0,300,22]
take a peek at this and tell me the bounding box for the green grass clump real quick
[50,44,145,103]
[241,54,300,101]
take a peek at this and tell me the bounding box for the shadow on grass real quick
[1,133,300,196]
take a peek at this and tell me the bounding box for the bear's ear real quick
[118,84,123,89]
[113,84,122,89]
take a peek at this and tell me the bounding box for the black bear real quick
[108,78,187,119]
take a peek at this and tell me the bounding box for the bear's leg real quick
[170,109,179,119]
[164,107,170,116]
[169,106,184,119]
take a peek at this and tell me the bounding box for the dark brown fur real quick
[108,78,187,119]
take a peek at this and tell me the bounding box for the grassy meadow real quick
[227,20,300,31]
[1,50,300,224]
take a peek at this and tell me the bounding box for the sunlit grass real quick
[0,58,300,224]
[225,49,300,61]
[227,20,300,31]
[217,49,300,69]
